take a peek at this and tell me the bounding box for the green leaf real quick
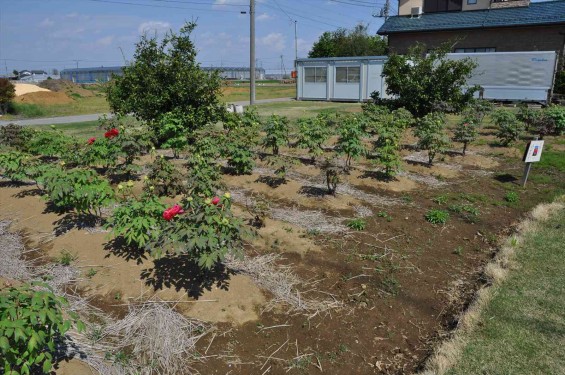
[42,358,52,373]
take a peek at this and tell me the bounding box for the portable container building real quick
[296,51,558,103]
[61,66,124,84]
[296,56,389,102]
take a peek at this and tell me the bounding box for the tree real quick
[107,22,225,143]
[308,24,387,58]
[492,109,524,146]
[381,43,479,118]
[452,116,479,155]
[0,78,16,115]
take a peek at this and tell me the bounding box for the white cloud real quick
[257,13,272,21]
[96,36,115,46]
[138,21,171,35]
[258,33,285,52]
[39,18,54,28]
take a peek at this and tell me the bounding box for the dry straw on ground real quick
[419,199,565,375]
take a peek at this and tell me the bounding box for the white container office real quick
[296,56,389,102]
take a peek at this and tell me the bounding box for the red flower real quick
[163,204,184,221]
[211,196,220,205]
[88,137,96,145]
[104,128,119,139]
[463,123,469,127]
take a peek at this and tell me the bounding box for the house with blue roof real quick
[377,0,565,59]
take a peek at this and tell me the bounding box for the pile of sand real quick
[39,79,94,97]
[14,83,51,96]
[14,91,74,105]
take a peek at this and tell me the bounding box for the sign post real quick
[521,139,544,187]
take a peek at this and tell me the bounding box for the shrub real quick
[425,209,450,224]
[414,112,451,165]
[226,144,255,175]
[373,109,408,177]
[184,154,222,196]
[0,78,15,115]
[157,111,188,158]
[463,99,494,125]
[149,193,250,269]
[106,192,167,248]
[265,154,297,183]
[261,114,289,155]
[381,43,478,117]
[517,104,539,132]
[0,283,84,374]
[452,116,479,155]
[320,157,342,195]
[0,124,35,150]
[0,151,32,182]
[42,168,114,217]
[295,114,332,161]
[347,218,366,231]
[336,115,367,168]
[543,105,565,135]
[145,155,185,197]
[25,128,77,157]
[491,109,524,146]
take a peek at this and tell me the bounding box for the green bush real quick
[425,209,450,224]
[25,128,77,157]
[0,283,84,375]
[0,124,35,150]
[372,109,408,177]
[261,114,289,155]
[336,115,367,168]
[0,151,32,182]
[452,116,479,155]
[504,191,519,203]
[414,112,451,165]
[296,114,332,161]
[42,168,114,217]
[543,105,565,135]
[185,154,222,197]
[107,192,166,248]
[145,155,185,197]
[491,109,524,146]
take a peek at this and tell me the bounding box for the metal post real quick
[521,163,532,188]
[250,0,256,105]
[294,20,298,69]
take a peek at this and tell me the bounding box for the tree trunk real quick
[462,142,467,156]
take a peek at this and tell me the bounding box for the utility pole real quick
[250,0,256,105]
[294,20,298,68]
[73,60,81,69]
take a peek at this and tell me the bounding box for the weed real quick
[114,292,122,300]
[504,191,519,203]
[453,246,464,256]
[425,209,450,224]
[433,194,449,205]
[58,249,77,266]
[381,276,401,295]
[401,194,414,203]
[86,268,98,278]
[347,218,367,231]
[283,226,293,233]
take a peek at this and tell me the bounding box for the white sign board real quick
[522,140,544,163]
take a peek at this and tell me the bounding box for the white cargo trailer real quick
[446,51,558,103]
[296,51,558,103]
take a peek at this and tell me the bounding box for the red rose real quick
[88,137,96,145]
[163,204,184,221]
[104,128,119,139]
[211,196,220,205]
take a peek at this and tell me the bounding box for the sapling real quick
[414,112,451,165]
[452,116,479,155]
[336,115,367,169]
[491,109,524,146]
[261,114,289,155]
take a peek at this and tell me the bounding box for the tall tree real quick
[107,22,225,143]
[308,24,387,58]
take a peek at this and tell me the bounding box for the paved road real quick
[0,97,295,127]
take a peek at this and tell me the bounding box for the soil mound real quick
[14,83,51,96]
[39,79,94,97]
[14,91,73,105]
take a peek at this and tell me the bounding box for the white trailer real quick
[446,51,558,103]
[296,51,558,103]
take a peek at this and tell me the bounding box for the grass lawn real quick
[5,95,110,120]
[447,201,565,375]
[36,121,101,139]
[221,85,296,102]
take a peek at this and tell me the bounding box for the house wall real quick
[461,0,490,11]
[388,25,565,59]
[398,0,423,16]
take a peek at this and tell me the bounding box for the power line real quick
[82,0,242,12]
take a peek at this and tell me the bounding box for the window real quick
[336,66,361,83]
[423,0,462,12]
[467,0,477,4]
[304,67,327,83]
[454,47,496,53]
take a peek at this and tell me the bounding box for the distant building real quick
[60,66,124,84]
[378,0,565,58]
[18,70,49,82]
[202,66,265,80]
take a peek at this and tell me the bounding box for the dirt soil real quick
[14,83,51,96]
[1,127,563,374]
[14,91,74,105]
[39,79,94,97]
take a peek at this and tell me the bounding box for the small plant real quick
[448,204,480,223]
[335,115,367,168]
[145,155,185,197]
[377,211,393,221]
[0,283,84,374]
[463,99,494,125]
[433,194,449,205]
[504,191,519,203]
[453,246,463,256]
[0,151,32,182]
[380,275,400,296]
[372,108,410,177]
[247,194,270,228]
[0,123,34,149]
[492,109,524,146]
[295,114,332,161]
[226,143,255,175]
[25,128,77,157]
[265,154,297,183]
[543,104,565,135]
[86,268,98,278]
[157,111,188,158]
[414,112,451,165]
[321,157,342,195]
[425,209,450,224]
[184,154,223,197]
[261,114,289,155]
[453,117,479,155]
[58,249,77,266]
[347,218,366,231]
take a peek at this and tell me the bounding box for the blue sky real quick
[0,0,388,74]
